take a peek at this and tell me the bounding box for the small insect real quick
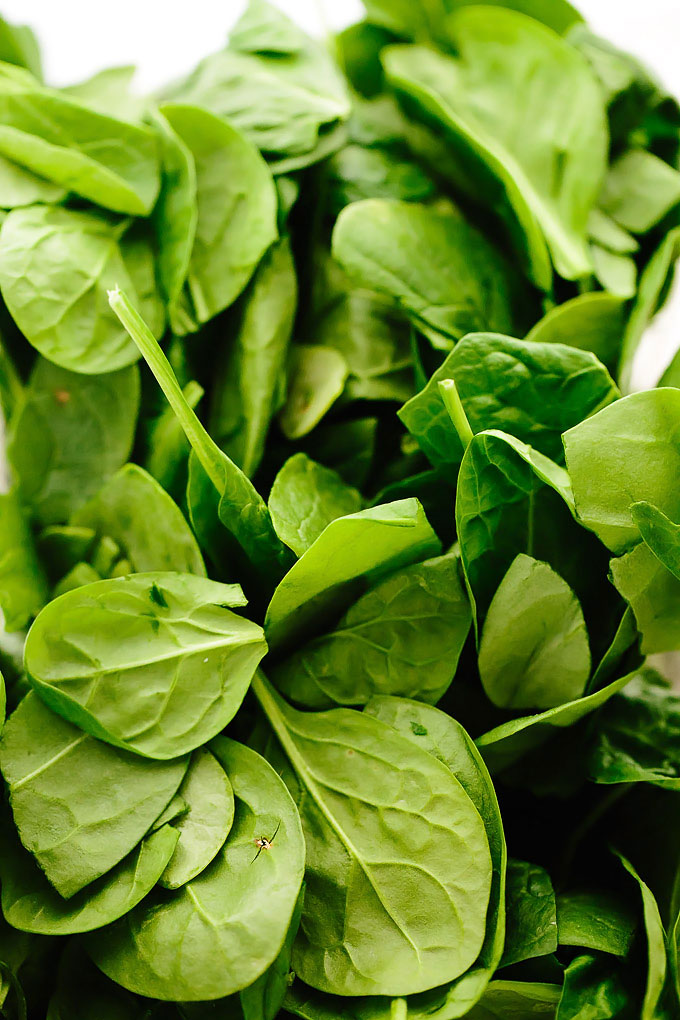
[251,821,281,863]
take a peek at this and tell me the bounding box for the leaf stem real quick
[391,999,408,1020]
[438,379,474,449]
[108,287,225,494]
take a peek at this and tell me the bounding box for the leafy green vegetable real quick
[557,890,637,956]
[631,501,680,580]
[609,542,680,654]
[0,488,47,631]
[501,859,557,968]
[25,573,266,759]
[278,344,348,440]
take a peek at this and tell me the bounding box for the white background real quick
[1,0,679,383]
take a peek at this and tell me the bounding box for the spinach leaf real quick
[465,980,562,1018]
[399,332,618,466]
[0,206,164,374]
[253,674,492,997]
[210,238,296,476]
[609,542,680,654]
[617,853,674,1020]
[524,292,627,371]
[62,66,146,122]
[145,379,204,499]
[24,573,266,759]
[8,359,139,526]
[557,890,637,956]
[264,498,440,652]
[0,692,188,897]
[0,155,65,207]
[240,888,304,1020]
[479,554,590,710]
[272,554,470,708]
[0,488,47,631]
[268,453,363,558]
[72,464,205,576]
[556,954,631,1020]
[278,344,348,440]
[159,104,278,330]
[87,739,305,1001]
[159,748,234,890]
[631,501,680,580]
[332,199,527,342]
[0,64,160,214]
[501,859,557,968]
[600,149,680,234]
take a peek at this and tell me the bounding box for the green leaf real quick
[159,748,234,889]
[591,243,637,299]
[272,553,471,708]
[459,980,561,1019]
[0,155,65,207]
[145,379,204,498]
[0,815,179,935]
[268,453,363,557]
[631,501,680,580]
[240,887,304,1020]
[479,554,590,710]
[556,954,631,1020]
[87,739,305,1002]
[0,692,187,897]
[564,389,680,555]
[0,64,160,214]
[557,890,637,956]
[210,237,296,476]
[616,853,672,1020]
[62,66,146,121]
[383,7,607,284]
[332,199,527,342]
[278,344,348,440]
[0,14,42,78]
[600,149,680,234]
[0,488,47,631]
[264,498,440,652]
[0,206,164,374]
[253,674,492,997]
[501,859,557,968]
[364,0,583,38]
[24,572,266,759]
[47,942,157,1020]
[399,332,618,466]
[72,463,205,576]
[525,292,627,370]
[160,104,278,329]
[7,359,139,526]
[609,542,680,654]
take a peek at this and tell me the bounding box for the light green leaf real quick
[0,154,65,207]
[610,542,680,654]
[525,292,627,369]
[0,488,47,631]
[557,890,637,957]
[600,149,680,234]
[87,739,305,1001]
[591,243,637,298]
[501,859,557,967]
[25,572,266,759]
[631,501,680,581]
[240,888,304,1020]
[617,853,671,1020]
[62,66,146,121]
[278,344,348,440]
[0,692,187,897]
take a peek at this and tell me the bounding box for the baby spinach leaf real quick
[0,692,188,897]
[590,669,680,789]
[264,498,440,652]
[145,379,204,499]
[556,954,631,1020]
[564,389,680,555]
[53,560,101,597]
[609,542,680,654]
[109,289,292,591]
[159,104,278,329]
[0,14,42,78]
[0,488,47,631]
[0,206,164,374]
[210,238,296,476]
[0,816,178,935]
[240,887,304,1020]
[162,2,350,171]
[272,554,470,708]
[476,670,637,774]
[363,696,506,1017]
[600,149,680,234]
[557,890,637,956]
[399,332,618,467]
[501,859,557,968]
[332,199,526,342]
[87,738,305,1001]
[72,464,205,576]
[364,0,583,39]
[0,155,65,208]
[461,979,562,1019]
[278,344,348,440]
[8,359,139,526]
[479,554,590,710]
[631,501,680,581]
[383,6,607,284]
[591,242,637,298]
[62,66,146,122]
[24,572,266,760]
[525,292,627,371]
[268,453,363,558]
[159,748,234,890]
[617,853,673,1020]
[0,64,160,214]
[253,675,492,997]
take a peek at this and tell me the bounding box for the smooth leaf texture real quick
[399,332,618,466]
[556,954,631,1020]
[264,498,440,652]
[278,344,348,440]
[564,389,680,554]
[609,542,680,654]
[0,206,164,374]
[478,554,590,710]
[0,693,187,897]
[332,199,526,343]
[525,292,627,370]
[24,573,266,759]
[0,154,65,207]
[268,453,363,558]
[159,748,234,889]
[501,859,557,968]
[1,820,178,936]
[557,890,637,956]
[383,7,607,283]
[87,739,305,1001]
[631,501,680,581]
[72,464,205,576]
[0,488,47,631]
[253,675,492,998]
[160,104,278,328]
[8,359,139,527]
[240,887,304,1020]
[600,149,680,234]
[617,853,671,1020]
[272,554,471,708]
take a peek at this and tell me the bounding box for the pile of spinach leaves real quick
[0,0,679,1016]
